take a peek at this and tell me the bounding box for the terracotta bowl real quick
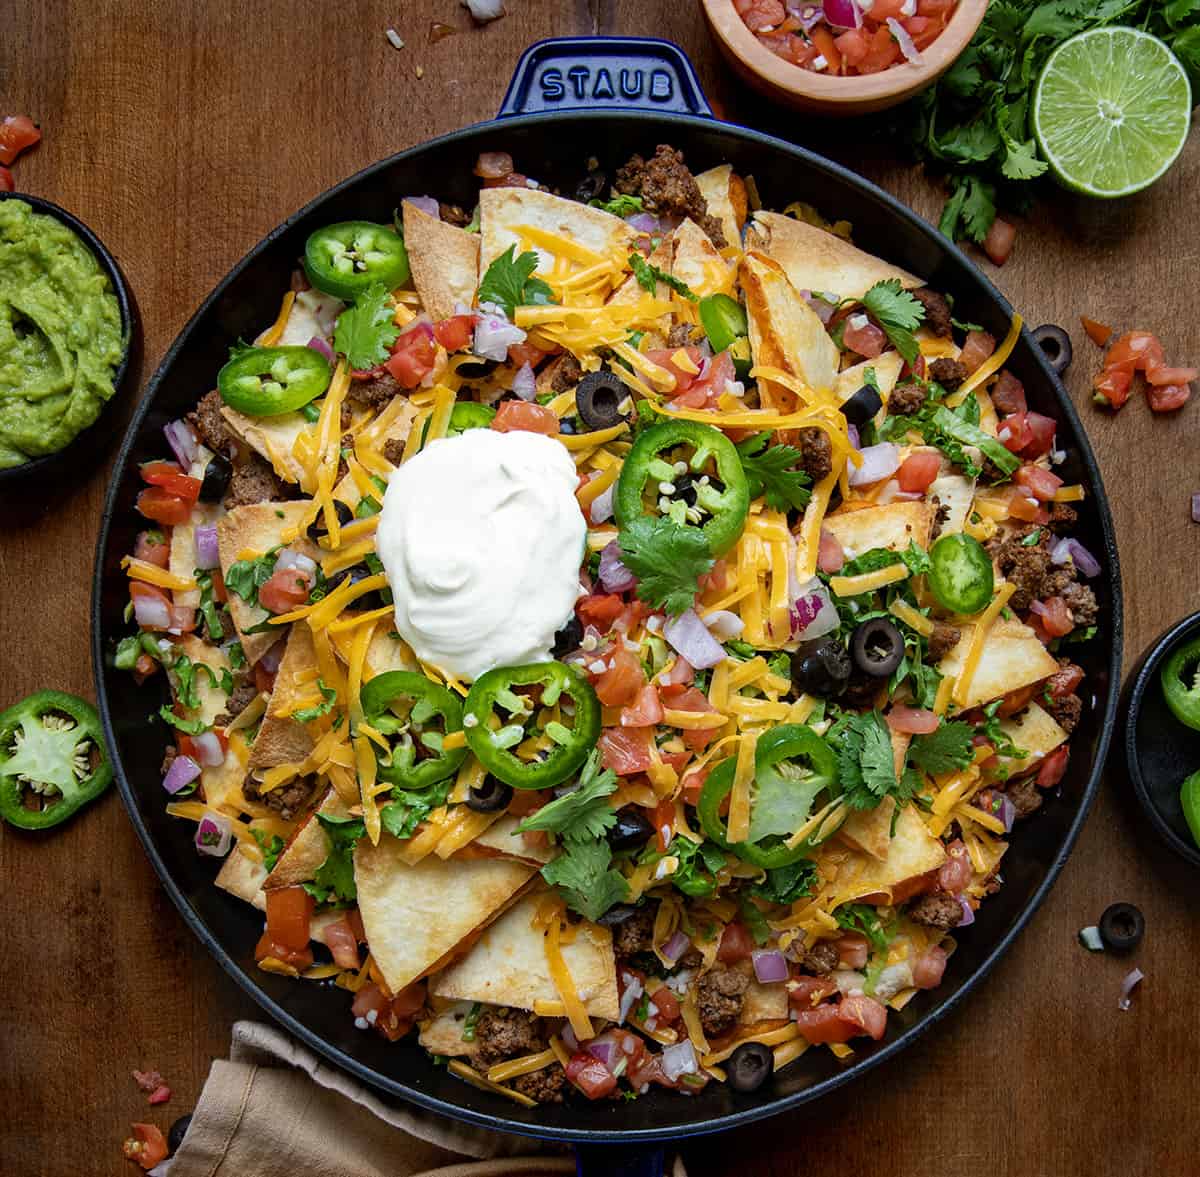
[700,0,988,115]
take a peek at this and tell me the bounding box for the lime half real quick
[1033,27,1192,198]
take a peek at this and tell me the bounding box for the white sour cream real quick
[376,428,586,682]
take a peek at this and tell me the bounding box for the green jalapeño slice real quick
[360,671,467,790]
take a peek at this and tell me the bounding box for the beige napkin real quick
[160,1021,686,1177]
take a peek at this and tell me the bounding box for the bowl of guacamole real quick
[0,193,136,481]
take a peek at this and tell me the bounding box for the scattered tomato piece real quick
[122,1123,168,1171]
[982,217,1016,266]
[1080,316,1113,347]
[0,166,12,193]
[0,115,40,165]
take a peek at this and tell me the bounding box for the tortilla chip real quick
[215,502,319,665]
[839,796,896,861]
[249,624,318,772]
[430,892,619,1019]
[822,804,947,902]
[278,288,343,346]
[747,211,922,303]
[418,1001,479,1059]
[835,352,905,405]
[219,408,308,485]
[478,187,635,278]
[355,836,535,994]
[608,233,674,307]
[995,702,1068,772]
[215,846,268,910]
[168,634,232,728]
[365,625,418,677]
[822,501,933,561]
[735,960,789,1024]
[402,201,481,322]
[937,617,1060,712]
[926,461,977,536]
[471,815,558,866]
[695,164,745,248]
[671,217,733,297]
[263,787,352,889]
[741,251,840,397]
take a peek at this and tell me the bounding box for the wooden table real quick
[2,3,1196,1173]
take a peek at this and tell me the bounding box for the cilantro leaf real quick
[589,193,644,216]
[334,283,400,370]
[908,721,975,775]
[628,252,698,301]
[225,548,280,605]
[476,245,555,318]
[750,859,817,905]
[835,903,890,956]
[252,829,286,873]
[540,838,629,923]
[293,678,337,723]
[380,779,452,842]
[838,541,929,581]
[860,280,926,365]
[517,750,617,841]
[309,814,365,905]
[734,433,813,512]
[618,515,714,617]
[830,711,898,810]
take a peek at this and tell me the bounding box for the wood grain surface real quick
[1,3,1196,1174]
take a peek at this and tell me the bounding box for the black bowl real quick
[1124,611,1200,868]
[0,191,139,489]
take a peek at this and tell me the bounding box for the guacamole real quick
[0,199,124,468]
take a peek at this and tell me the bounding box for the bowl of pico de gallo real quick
[701,0,988,115]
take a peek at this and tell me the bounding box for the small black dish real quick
[0,191,139,489]
[1125,610,1200,869]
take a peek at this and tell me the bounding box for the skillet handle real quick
[497,37,712,118]
[574,1143,666,1177]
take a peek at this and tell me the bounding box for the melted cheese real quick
[889,597,934,637]
[951,582,1016,707]
[726,730,758,844]
[829,563,909,597]
[121,557,197,592]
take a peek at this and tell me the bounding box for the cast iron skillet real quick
[92,38,1122,1176]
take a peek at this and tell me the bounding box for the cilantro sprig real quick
[476,245,555,318]
[830,710,922,811]
[334,283,400,370]
[590,193,644,217]
[303,814,365,905]
[860,280,925,366]
[517,752,618,841]
[628,252,697,301]
[908,720,975,775]
[734,433,813,513]
[618,515,714,618]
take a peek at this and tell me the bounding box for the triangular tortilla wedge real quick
[747,211,922,303]
[741,251,840,398]
[994,702,1068,774]
[168,634,232,729]
[695,164,746,249]
[219,407,308,485]
[472,815,558,866]
[264,787,352,889]
[478,187,635,278]
[735,960,789,1025]
[215,502,319,664]
[355,835,535,994]
[402,200,481,322]
[820,804,947,903]
[365,624,418,677]
[926,457,977,537]
[839,796,897,861]
[937,617,1060,712]
[278,288,343,346]
[168,504,222,609]
[429,892,619,1019]
[418,1001,479,1059]
[215,846,268,910]
[249,624,318,772]
[822,501,933,561]
[835,352,905,406]
[671,217,734,297]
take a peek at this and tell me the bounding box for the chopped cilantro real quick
[830,710,921,811]
[225,548,280,605]
[305,814,365,905]
[628,251,697,301]
[334,283,400,369]
[734,432,813,512]
[476,245,555,318]
[540,837,629,922]
[861,279,926,365]
[517,750,618,841]
[908,720,975,775]
[618,515,714,618]
[751,860,817,905]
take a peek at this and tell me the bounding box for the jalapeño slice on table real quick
[0,690,113,830]
[1161,636,1200,733]
[217,345,332,416]
[360,671,468,790]
[615,419,749,556]
[303,220,410,301]
[463,661,600,790]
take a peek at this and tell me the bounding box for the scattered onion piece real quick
[886,17,923,63]
[1117,967,1144,1011]
[1078,925,1104,952]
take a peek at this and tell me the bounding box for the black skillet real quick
[91,37,1123,1177]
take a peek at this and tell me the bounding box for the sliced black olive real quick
[607,807,655,851]
[168,1114,193,1155]
[199,453,232,503]
[576,371,627,431]
[466,776,513,813]
[575,170,607,203]
[306,498,353,541]
[1033,323,1073,376]
[1099,902,1144,953]
[727,1042,773,1093]
[850,618,905,678]
[597,904,639,927]
[325,562,384,609]
[559,417,577,435]
[453,358,498,380]
[790,639,851,698]
[839,384,883,427]
[551,615,584,658]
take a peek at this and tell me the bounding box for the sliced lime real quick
[1033,27,1192,198]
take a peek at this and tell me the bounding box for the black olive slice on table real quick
[790,639,852,698]
[728,1041,773,1093]
[466,776,513,813]
[850,618,905,678]
[1098,902,1144,953]
[839,384,883,427]
[1033,323,1073,375]
[576,371,627,431]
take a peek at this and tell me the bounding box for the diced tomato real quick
[1000,411,1033,454]
[680,765,710,808]
[867,0,908,17]
[577,593,625,632]
[911,945,948,990]
[1081,316,1113,348]
[1020,412,1057,458]
[840,993,889,1040]
[645,988,678,1026]
[982,218,1016,266]
[657,654,695,689]
[132,653,158,683]
[385,325,437,389]
[0,115,40,165]
[210,567,228,603]
[836,932,870,970]
[736,0,786,32]
[991,371,1027,416]
[1105,330,1164,375]
[135,486,192,525]
[789,975,839,1008]
[698,558,728,595]
[896,451,941,494]
[254,660,277,695]
[937,840,972,894]
[670,350,736,411]
[258,566,313,614]
[1147,383,1191,413]
[835,27,870,68]
[565,1052,619,1100]
[653,798,675,853]
[614,599,651,634]
[351,983,390,1021]
[347,908,366,942]
[254,930,313,971]
[507,341,551,369]
[1006,489,1050,524]
[266,886,314,951]
[432,315,474,353]
[507,788,552,817]
[1145,364,1198,386]
[129,582,173,632]
[958,330,996,375]
[594,646,645,707]
[1037,745,1070,788]
[1050,663,1084,698]
[0,166,12,193]
[817,528,845,574]
[140,460,202,504]
[491,399,558,435]
[390,981,427,1019]
[667,686,722,751]
[918,0,957,13]
[886,704,940,735]
[474,151,513,179]
[620,683,664,728]
[1092,365,1133,409]
[1035,595,1074,637]
[321,916,361,969]
[1013,464,1063,502]
[134,530,171,568]
[905,15,945,51]
[717,921,754,964]
[598,726,654,775]
[842,317,887,358]
[858,26,902,73]
[122,1123,169,1171]
[794,995,888,1044]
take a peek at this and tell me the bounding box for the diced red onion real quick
[1048,536,1101,579]
[751,949,790,984]
[195,813,233,857]
[848,442,900,487]
[1029,600,1050,621]
[660,1040,699,1081]
[194,524,220,570]
[618,975,645,1024]
[307,335,334,363]
[847,423,860,450]
[511,362,536,401]
[625,212,660,234]
[260,641,286,675]
[887,17,923,63]
[822,0,862,28]
[473,304,526,361]
[163,419,199,469]
[800,290,836,326]
[957,897,976,927]
[590,483,615,524]
[996,794,1016,833]
[1192,493,1200,523]
[662,609,726,670]
[587,1039,616,1069]
[789,576,839,640]
[404,195,441,218]
[133,591,172,630]
[787,2,827,33]
[598,541,638,593]
[275,547,318,576]
[192,730,226,768]
[661,929,691,964]
[1118,967,1144,1011]
[162,754,201,795]
[704,610,744,641]
[561,1024,579,1053]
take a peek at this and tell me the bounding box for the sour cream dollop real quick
[376,428,586,682]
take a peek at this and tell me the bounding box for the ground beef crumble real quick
[213,676,259,727]
[697,964,749,1038]
[929,357,969,390]
[612,904,656,959]
[887,381,926,416]
[986,526,1072,612]
[797,940,839,975]
[349,370,404,409]
[224,455,288,509]
[912,287,952,338]
[189,390,235,454]
[512,1063,566,1103]
[797,426,833,482]
[551,353,583,393]
[382,437,406,467]
[927,621,962,664]
[1001,774,1043,820]
[614,145,727,248]
[473,1008,546,1068]
[908,893,963,930]
[242,772,316,821]
[667,322,698,348]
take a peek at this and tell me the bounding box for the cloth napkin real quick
[160,1022,687,1177]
